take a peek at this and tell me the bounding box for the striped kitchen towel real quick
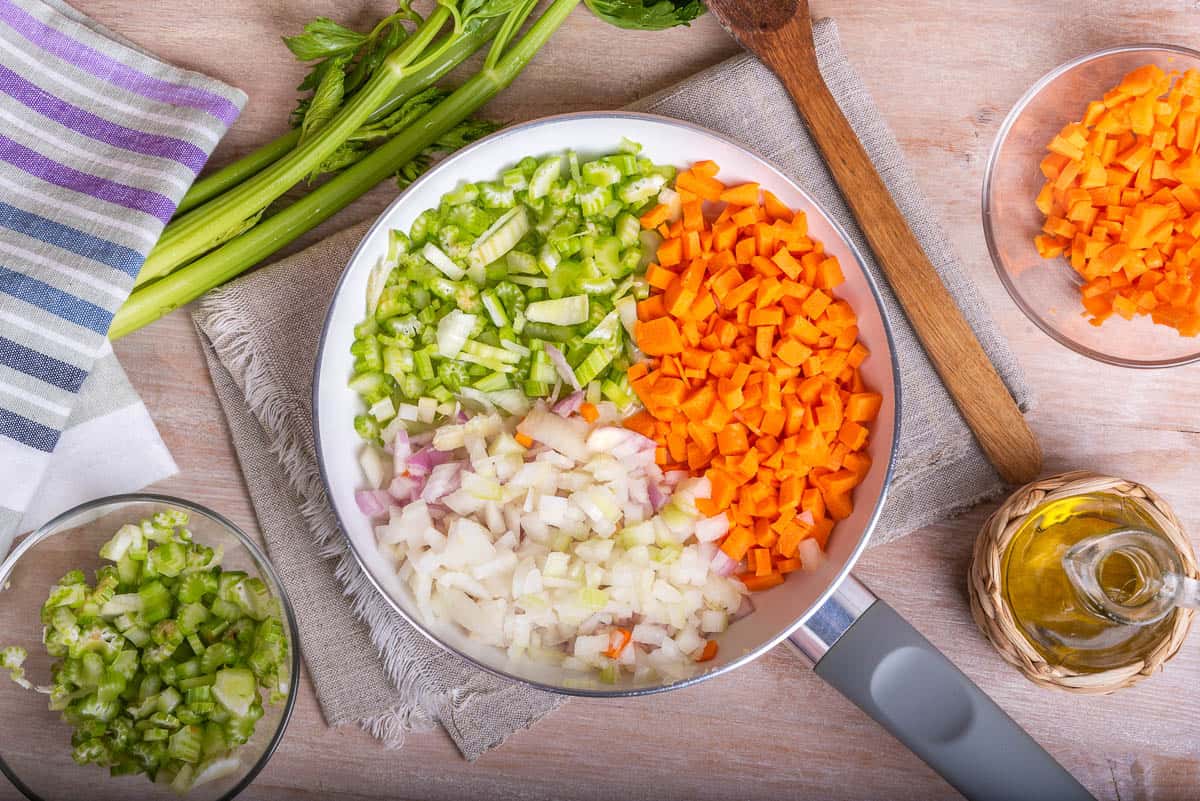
[0,0,246,555]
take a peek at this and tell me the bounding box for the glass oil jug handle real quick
[1062,528,1200,626]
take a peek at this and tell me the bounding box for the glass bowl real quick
[0,494,299,801]
[983,43,1200,367]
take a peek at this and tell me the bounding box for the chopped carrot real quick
[628,160,879,591]
[695,640,719,662]
[635,317,685,355]
[1034,64,1200,335]
[602,628,632,659]
[720,182,760,206]
[640,204,671,229]
[579,402,599,423]
[514,432,533,448]
[738,572,785,591]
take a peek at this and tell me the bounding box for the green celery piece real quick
[209,598,243,623]
[178,602,209,635]
[178,571,219,604]
[0,646,29,689]
[158,686,183,714]
[573,344,617,386]
[526,295,588,326]
[110,649,139,681]
[122,626,150,648]
[198,617,230,644]
[138,582,173,625]
[96,668,128,703]
[147,540,187,578]
[169,725,203,764]
[201,643,237,675]
[99,524,142,562]
[72,623,124,662]
[116,554,141,587]
[201,722,228,760]
[212,668,257,718]
[176,658,203,681]
[44,582,88,611]
[178,674,217,691]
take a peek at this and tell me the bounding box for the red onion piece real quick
[409,430,435,448]
[407,446,450,478]
[421,463,462,503]
[388,475,418,502]
[711,550,739,578]
[392,429,412,459]
[355,490,391,519]
[663,470,688,487]
[552,390,585,417]
[544,344,580,390]
[647,482,668,512]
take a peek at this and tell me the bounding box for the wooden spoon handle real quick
[760,40,1041,484]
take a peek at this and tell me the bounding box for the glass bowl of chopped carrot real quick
[984,43,1200,367]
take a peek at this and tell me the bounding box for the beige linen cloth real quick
[193,19,1032,760]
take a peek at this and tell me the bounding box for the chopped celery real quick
[526,295,588,326]
[0,509,289,790]
[348,142,671,437]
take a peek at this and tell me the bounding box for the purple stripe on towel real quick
[0,0,239,125]
[0,63,208,172]
[0,133,174,223]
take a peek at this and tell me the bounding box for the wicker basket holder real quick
[968,470,1197,694]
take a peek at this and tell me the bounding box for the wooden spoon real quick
[705,0,1042,485]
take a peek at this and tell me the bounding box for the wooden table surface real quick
[6,2,1200,799]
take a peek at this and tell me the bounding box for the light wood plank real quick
[2,2,1197,798]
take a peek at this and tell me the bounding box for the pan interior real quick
[314,113,899,695]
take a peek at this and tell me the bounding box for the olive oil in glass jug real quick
[1001,491,1200,672]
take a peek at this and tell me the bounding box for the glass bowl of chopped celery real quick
[0,494,299,800]
[984,43,1200,367]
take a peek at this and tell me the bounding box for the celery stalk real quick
[135,6,454,288]
[174,16,504,216]
[110,0,583,339]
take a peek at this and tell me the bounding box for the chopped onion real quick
[798,538,825,571]
[543,343,580,390]
[710,550,738,577]
[730,595,756,622]
[421,463,461,503]
[355,490,391,519]
[694,515,729,543]
[552,390,585,417]
[361,410,746,683]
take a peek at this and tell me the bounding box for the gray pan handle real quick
[789,575,1095,801]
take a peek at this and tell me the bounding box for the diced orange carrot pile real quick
[622,160,881,592]
[1034,64,1200,335]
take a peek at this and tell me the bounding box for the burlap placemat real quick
[193,18,1031,760]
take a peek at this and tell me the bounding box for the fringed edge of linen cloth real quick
[199,300,439,747]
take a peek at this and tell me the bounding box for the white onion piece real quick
[730,595,756,622]
[359,447,392,490]
[798,538,825,571]
[694,515,730,543]
[543,343,580,390]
